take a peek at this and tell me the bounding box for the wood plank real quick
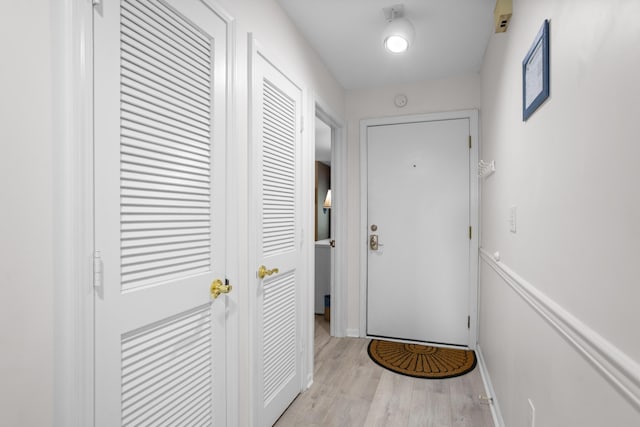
[275,316,495,427]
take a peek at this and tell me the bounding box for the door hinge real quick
[467,315,471,329]
[469,226,472,240]
[469,135,472,149]
[93,250,103,288]
[300,115,304,133]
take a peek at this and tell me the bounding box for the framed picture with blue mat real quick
[522,19,550,121]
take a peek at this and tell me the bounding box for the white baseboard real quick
[345,328,360,338]
[306,374,313,390]
[480,249,640,412]
[476,344,505,427]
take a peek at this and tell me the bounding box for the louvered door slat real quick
[122,77,210,122]
[120,34,210,92]
[121,172,209,191]
[263,271,297,403]
[121,305,212,427]
[121,5,210,84]
[121,75,209,120]
[122,57,209,109]
[131,0,210,55]
[122,144,209,171]
[122,164,209,185]
[121,6,210,76]
[122,109,210,144]
[120,0,211,291]
[263,121,295,143]
[120,3,213,297]
[122,122,210,150]
[262,79,296,257]
[122,92,209,131]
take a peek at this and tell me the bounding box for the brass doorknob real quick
[258,265,279,279]
[210,279,232,299]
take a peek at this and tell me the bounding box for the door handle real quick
[211,279,232,299]
[370,234,378,250]
[258,265,279,279]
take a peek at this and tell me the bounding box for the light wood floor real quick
[275,316,494,427]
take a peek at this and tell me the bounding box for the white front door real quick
[249,41,304,427]
[94,0,230,425]
[366,118,471,346]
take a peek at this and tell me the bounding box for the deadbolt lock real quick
[370,234,379,251]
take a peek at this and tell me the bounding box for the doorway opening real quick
[312,104,345,341]
[314,117,332,337]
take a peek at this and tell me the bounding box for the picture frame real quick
[522,19,550,121]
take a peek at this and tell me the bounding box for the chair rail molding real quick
[479,248,640,411]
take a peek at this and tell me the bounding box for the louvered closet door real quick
[250,46,303,427]
[94,1,229,425]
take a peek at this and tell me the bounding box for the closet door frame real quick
[52,1,238,425]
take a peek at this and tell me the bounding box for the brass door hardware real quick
[369,234,379,251]
[258,265,279,279]
[211,279,232,299]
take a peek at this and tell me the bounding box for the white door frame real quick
[302,99,346,389]
[359,109,479,349]
[52,1,238,425]
[52,1,95,425]
[313,100,347,339]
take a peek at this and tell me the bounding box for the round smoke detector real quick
[394,94,408,108]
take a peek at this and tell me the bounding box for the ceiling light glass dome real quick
[383,16,415,54]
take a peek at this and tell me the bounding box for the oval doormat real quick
[367,339,476,379]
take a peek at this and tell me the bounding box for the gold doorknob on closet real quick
[258,265,279,279]
[210,279,232,299]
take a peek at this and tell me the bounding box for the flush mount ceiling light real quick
[382,4,415,54]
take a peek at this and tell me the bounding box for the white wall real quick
[344,76,481,332]
[480,0,640,425]
[0,2,54,426]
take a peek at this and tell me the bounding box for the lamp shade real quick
[383,17,415,53]
[323,189,332,209]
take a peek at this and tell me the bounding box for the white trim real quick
[359,110,480,349]
[476,344,505,427]
[479,248,640,411]
[212,4,239,426]
[314,99,347,339]
[52,1,94,425]
[346,328,360,338]
[302,98,346,393]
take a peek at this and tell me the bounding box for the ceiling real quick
[276,0,496,90]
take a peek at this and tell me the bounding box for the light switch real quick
[509,205,517,233]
